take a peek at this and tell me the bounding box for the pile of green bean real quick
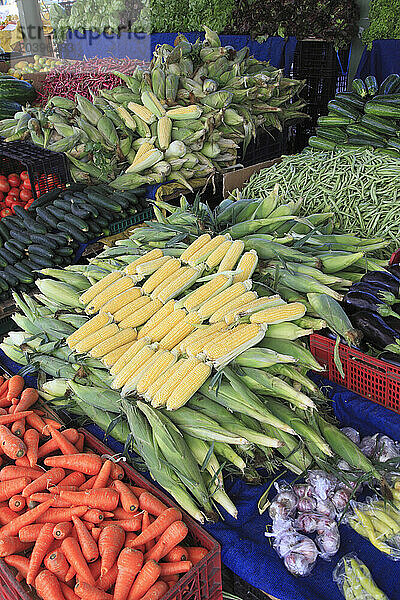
[240,148,400,252]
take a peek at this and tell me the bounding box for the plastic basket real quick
[309,333,400,414]
[109,206,154,235]
[0,139,71,200]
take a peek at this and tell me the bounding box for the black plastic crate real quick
[109,206,154,235]
[0,139,71,200]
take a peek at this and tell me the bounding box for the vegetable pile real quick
[0,76,36,120]
[0,373,208,600]
[9,56,63,79]
[310,73,400,155]
[0,29,306,190]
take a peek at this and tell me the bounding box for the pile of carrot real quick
[0,374,208,600]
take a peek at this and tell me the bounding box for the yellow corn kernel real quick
[67,312,111,348]
[233,250,259,283]
[250,302,306,325]
[145,309,186,343]
[225,295,286,325]
[110,337,151,376]
[135,256,171,277]
[136,351,177,396]
[198,281,252,320]
[90,328,137,358]
[183,274,232,312]
[209,291,258,324]
[119,299,163,329]
[217,240,244,273]
[202,323,266,362]
[188,235,228,267]
[179,321,228,354]
[137,300,175,339]
[159,312,203,352]
[114,296,151,323]
[80,271,122,306]
[121,348,165,395]
[180,233,211,263]
[150,357,200,408]
[100,287,142,315]
[124,249,164,275]
[74,323,119,354]
[205,240,232,269]
[185,325,229,357]
[144,358,186,402]
[86,276,136,315]
[102,342,134,368]
[157,267,202,304]
[112,345,156,389]
[166,362,212,410]
[151,266,190,300]
[141,258,181,295]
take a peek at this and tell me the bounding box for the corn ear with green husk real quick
[204,470,238,519]
[307,293,361,347]
[266,364,319,395]
[183,433,223,487]
[263,322,313,340]
[35,279,82,308]
[213,441,246,472]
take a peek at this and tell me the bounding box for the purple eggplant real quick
[350,283,400,305]
[343,290,399,318]
[351,311,400,353]
[361,271,400,296]
[379,351,400,366]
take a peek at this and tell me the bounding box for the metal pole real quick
[16,0,47,56]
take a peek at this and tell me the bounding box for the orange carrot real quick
[0,465,43,481]
[11,418,25,437]
[26,412,50,435]
[114,548,144,600]
[44,548,70,582]
[72,515,99,563]
[159,561,192,576]
[14,388,38,413]
[0,411,33,425]
[44,454,102,475]
[59,488,119,511]
[36,506,88,523]
[139,581,168,600]
[0,477,31,501]
[98,524,125,576]
[75,433,85,453]
[74,581,113,600]
[22,467,65,497]
[61,536,96,586]
[91,527,101,543]
[19,523,44,543]
[0,497,53,539]
[0,425,26,459]
[127,559,161,600]
[79,475,97,491]
[28,492,70,508]
[61,582,80,600]
[53,522,73,540]
[186,546,208,564]
[108,462,124,480]
[96,562,118,591]
[46,424,78,455]
[0,535,32,557]
[130,485,147,497]
[82,509,105,524]
[23,428,40,467]
[100,518,141,532]
[6,376,24,404]
[37,428,80,458]
[52,472,86,492]
[139,491,168,516]
[35,569,65,600]
[141,511,154,553]
[27,522,55,585]
[44,418,62,430]
[0,378,9,399]
[15,456,30,467]
[92,459,112,490]
[161,575,178,583]
[4,554,29,579]
[112,480,138,513]
[112,507,141,520]
[164,545,187,562]
[129,508,181,547]
[145,521,188,563]
[123,532,145,553]
[9,495,26,512]
[0,505,19,525]
[89,557,101,580]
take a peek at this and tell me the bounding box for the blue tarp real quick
[356,39,400,83]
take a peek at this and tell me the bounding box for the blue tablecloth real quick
[356,39,400,83]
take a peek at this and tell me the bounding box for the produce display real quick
[334,555,389,599]
[0,184,148,298]
[362,0,400,49]
[0,170,34,214]
[8,55,63,79]
[0,373,209,600]
[0,76,35,120]
[310,73,400,155]
[0,30,306,189]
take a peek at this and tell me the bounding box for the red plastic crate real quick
[0,429,222,600]
[310,333,400,414]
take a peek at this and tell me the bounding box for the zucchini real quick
[387,138,400,151]
[27,244,54,259]
[55,247,74,257]
[371,94,400,103]
[0,247,18,264]
[335,92,366,111]
[63,213,89,232]
[9,230,32,246]
[47,206,68,221]
[359,114,398,137]
[0,269,17,287]
[351,78,368,98]
[85,190,123,212]
[54,198,73,211]
[71,203,91,219]
[346,123,387,143]
[364,101,400,119]
[379,74,400,95]
[13,206,47,235]
[347,136,386,148]
[36,207,59,230]
[308,136,336,150]
[327,100,361,120]
[5,264,33,284]
[27,188,61,212]
[365,75,378,96]
[318,114,355,127]
[57,222,88,244]
[315,127,347,143]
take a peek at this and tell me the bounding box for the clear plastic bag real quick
[341,427,361,445]
[333,554,389,600]
[346,500,400,561]
[274,528,319,576]
[375,435,400,463]
[306,470,337,500]
[316,522,340,560]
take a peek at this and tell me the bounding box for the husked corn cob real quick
[198,281,252,320]
[74,323,119,354]
[102,342,134,368]
[209,291,257,324]
[225,295,286,325]
[135,257,170,277]
[124,249,163,275]
[126,148,163,174]
[150,357,200,408]
[217,240,244,273]
[206,240,232,269]
[233,250,258,283]
[166,362,212,410]
[127,101,155,125]
[150,267,190,301]
[119,299,163,329]
[157,266,203,303]
[121,348,165,395]
[90,327,137,358]
[110,337,151,376]
[144,358,186,402]
[137,300,175,339]
[80,271,122,305]
[145,309,186,342]
[159,312,202,351]
[141,258,181,295]
[180,234,211,263]
[136,350,177,395]
[112,345,156,390]
[67,312,111,348]
[250,302,306,325]
[100,287,142,315]
[114,296,151,323]
[167,105,202,120]
[202,323,267,367]
[130,142,154,167]
[179,321,228,354]
[188,235,229,267]
[141,90,166,117]
[185,325,229,357]
[86,277,136,314]
[182,274,232,312]
[157,116,172,150]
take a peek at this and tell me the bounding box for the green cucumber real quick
[365,75,378,96]
[0,276,8,292]
[71,203,91,219]
[88,220,102,235]
[316,127,347,143]
[387,138,400,151]
[47,232,73,245]
[0,221,9,241]
[327,100,361,120]
[4,240,25,255]
[359,114,398,137]
[13,206,47,235]
[54,198,73,211]
[0,254,8,268]
[27,244,54,259]
[27,188,61,212]
[21,258,41,271]
[94,216,109,229]
[47,206,68,221]
[108,193,130,209]
[63,213,89,232]
[14,262,34,277]
[371,94,400,103]
[85,190,123,212]
[335,92,366,111]
[5,264,33,284]
[2,215,25,231]
[9,230,32,246]
[26,254,53,269]
[55,247,74,257]
[318,114,355,127]
[308,136,336,150]
[57,222,88,244]
[379,74,400,95]
[364,100,400,118]
[35,208,59,230]
[30,233,58,250]
[0,247,18,264]
[71,191,90,201]
[75,202,98,219]
[347,136,386,148]
[351,78,368,98]
[0,269,17,287]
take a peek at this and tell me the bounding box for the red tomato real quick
[7,173,20,187]
[22,180,32,190]
[20,171,29,181]
[0,175,7,182]
[5,196,14,207]
[0,180,10,194]
[8,188,20,199]
[0,208,12,217]
[19,188,32,202]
